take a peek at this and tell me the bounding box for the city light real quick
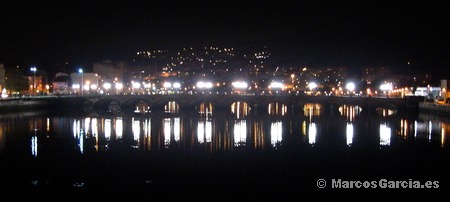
[380,83,393,91]
[115,83,123,90]
[232,81,248,89]
[103,82,112,90]
[84,80,90,91]
[132,81,141,89]
[163,82,172,88]
[270,81,284,89]
[197,81,213,89]
[1,88,8,98]
[346,82,355,92]
[308,82,318,90]
[173,82,181,89]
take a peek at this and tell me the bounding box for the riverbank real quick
[419,102,450,117]
[0,98,50,112]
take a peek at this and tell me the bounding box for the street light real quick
[346,82,355,92]
[78,68,83,95]
[308,82,318,91]
[346,82,356,96]
[30,67,37,95]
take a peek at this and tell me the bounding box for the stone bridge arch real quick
[375,103,399,117]
[296,100,330,117]
[92,97,122,114]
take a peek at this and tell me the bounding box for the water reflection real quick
[163,117,181,148]
[376,108,397,117]
[303,103,322,117]
[142,118,152,150]
[45,114,450,150]
[339,105,362,121]
[132,118,140,147]
[79,129,84,154]
[302,121,317,145]
[198,120,212,143]
[92,118,99,151]
[415,119,440,143]
[346,123,353,146]
[46,118,50,133]
[105,119,111,140]
[270,121,282,148]
[308,123,317,145]
[234,120,247,147]
[4,108,450,161]
[165,101,179,113]
[116,117,123,139]
[131,117,152,150]
[0,122,5,152]
[442,123,449,147]
[31,135,38,157]
[135,100,150,114]
[198,102,213,117]
[73,119,80,138]
[380,123,391,146]
[253,121,265,149]
[400,119,408,140]
[268,103,287,116]
[231,102,251,119]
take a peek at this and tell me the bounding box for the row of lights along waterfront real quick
[23,68,399,97]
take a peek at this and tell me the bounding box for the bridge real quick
[33,94,423,116]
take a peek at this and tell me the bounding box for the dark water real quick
[1,105,449,200]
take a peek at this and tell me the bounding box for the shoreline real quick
[419,102,450,117]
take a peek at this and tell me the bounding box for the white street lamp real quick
[308,82,318,91]
[78,68,83,95]
[30,67,37,94]
[346,82,355,92]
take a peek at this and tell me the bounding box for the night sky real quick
[1,0,449,76]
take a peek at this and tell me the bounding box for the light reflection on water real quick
[268,103,287,116]
[0,122,4,151]
[1,107,450,156]
[270,121,282,148]
[380,123,391,146]
[339,105,362,122]
[22,114,450,156]
[303,103,322,117]
[308,122,317,145]
[234,120,247,147]
[116,117,123,139]
[197,120,212,144]
[231,101,250,119]
[1,107,450,197]
[31,135,38,157]
[346,123,353,146]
